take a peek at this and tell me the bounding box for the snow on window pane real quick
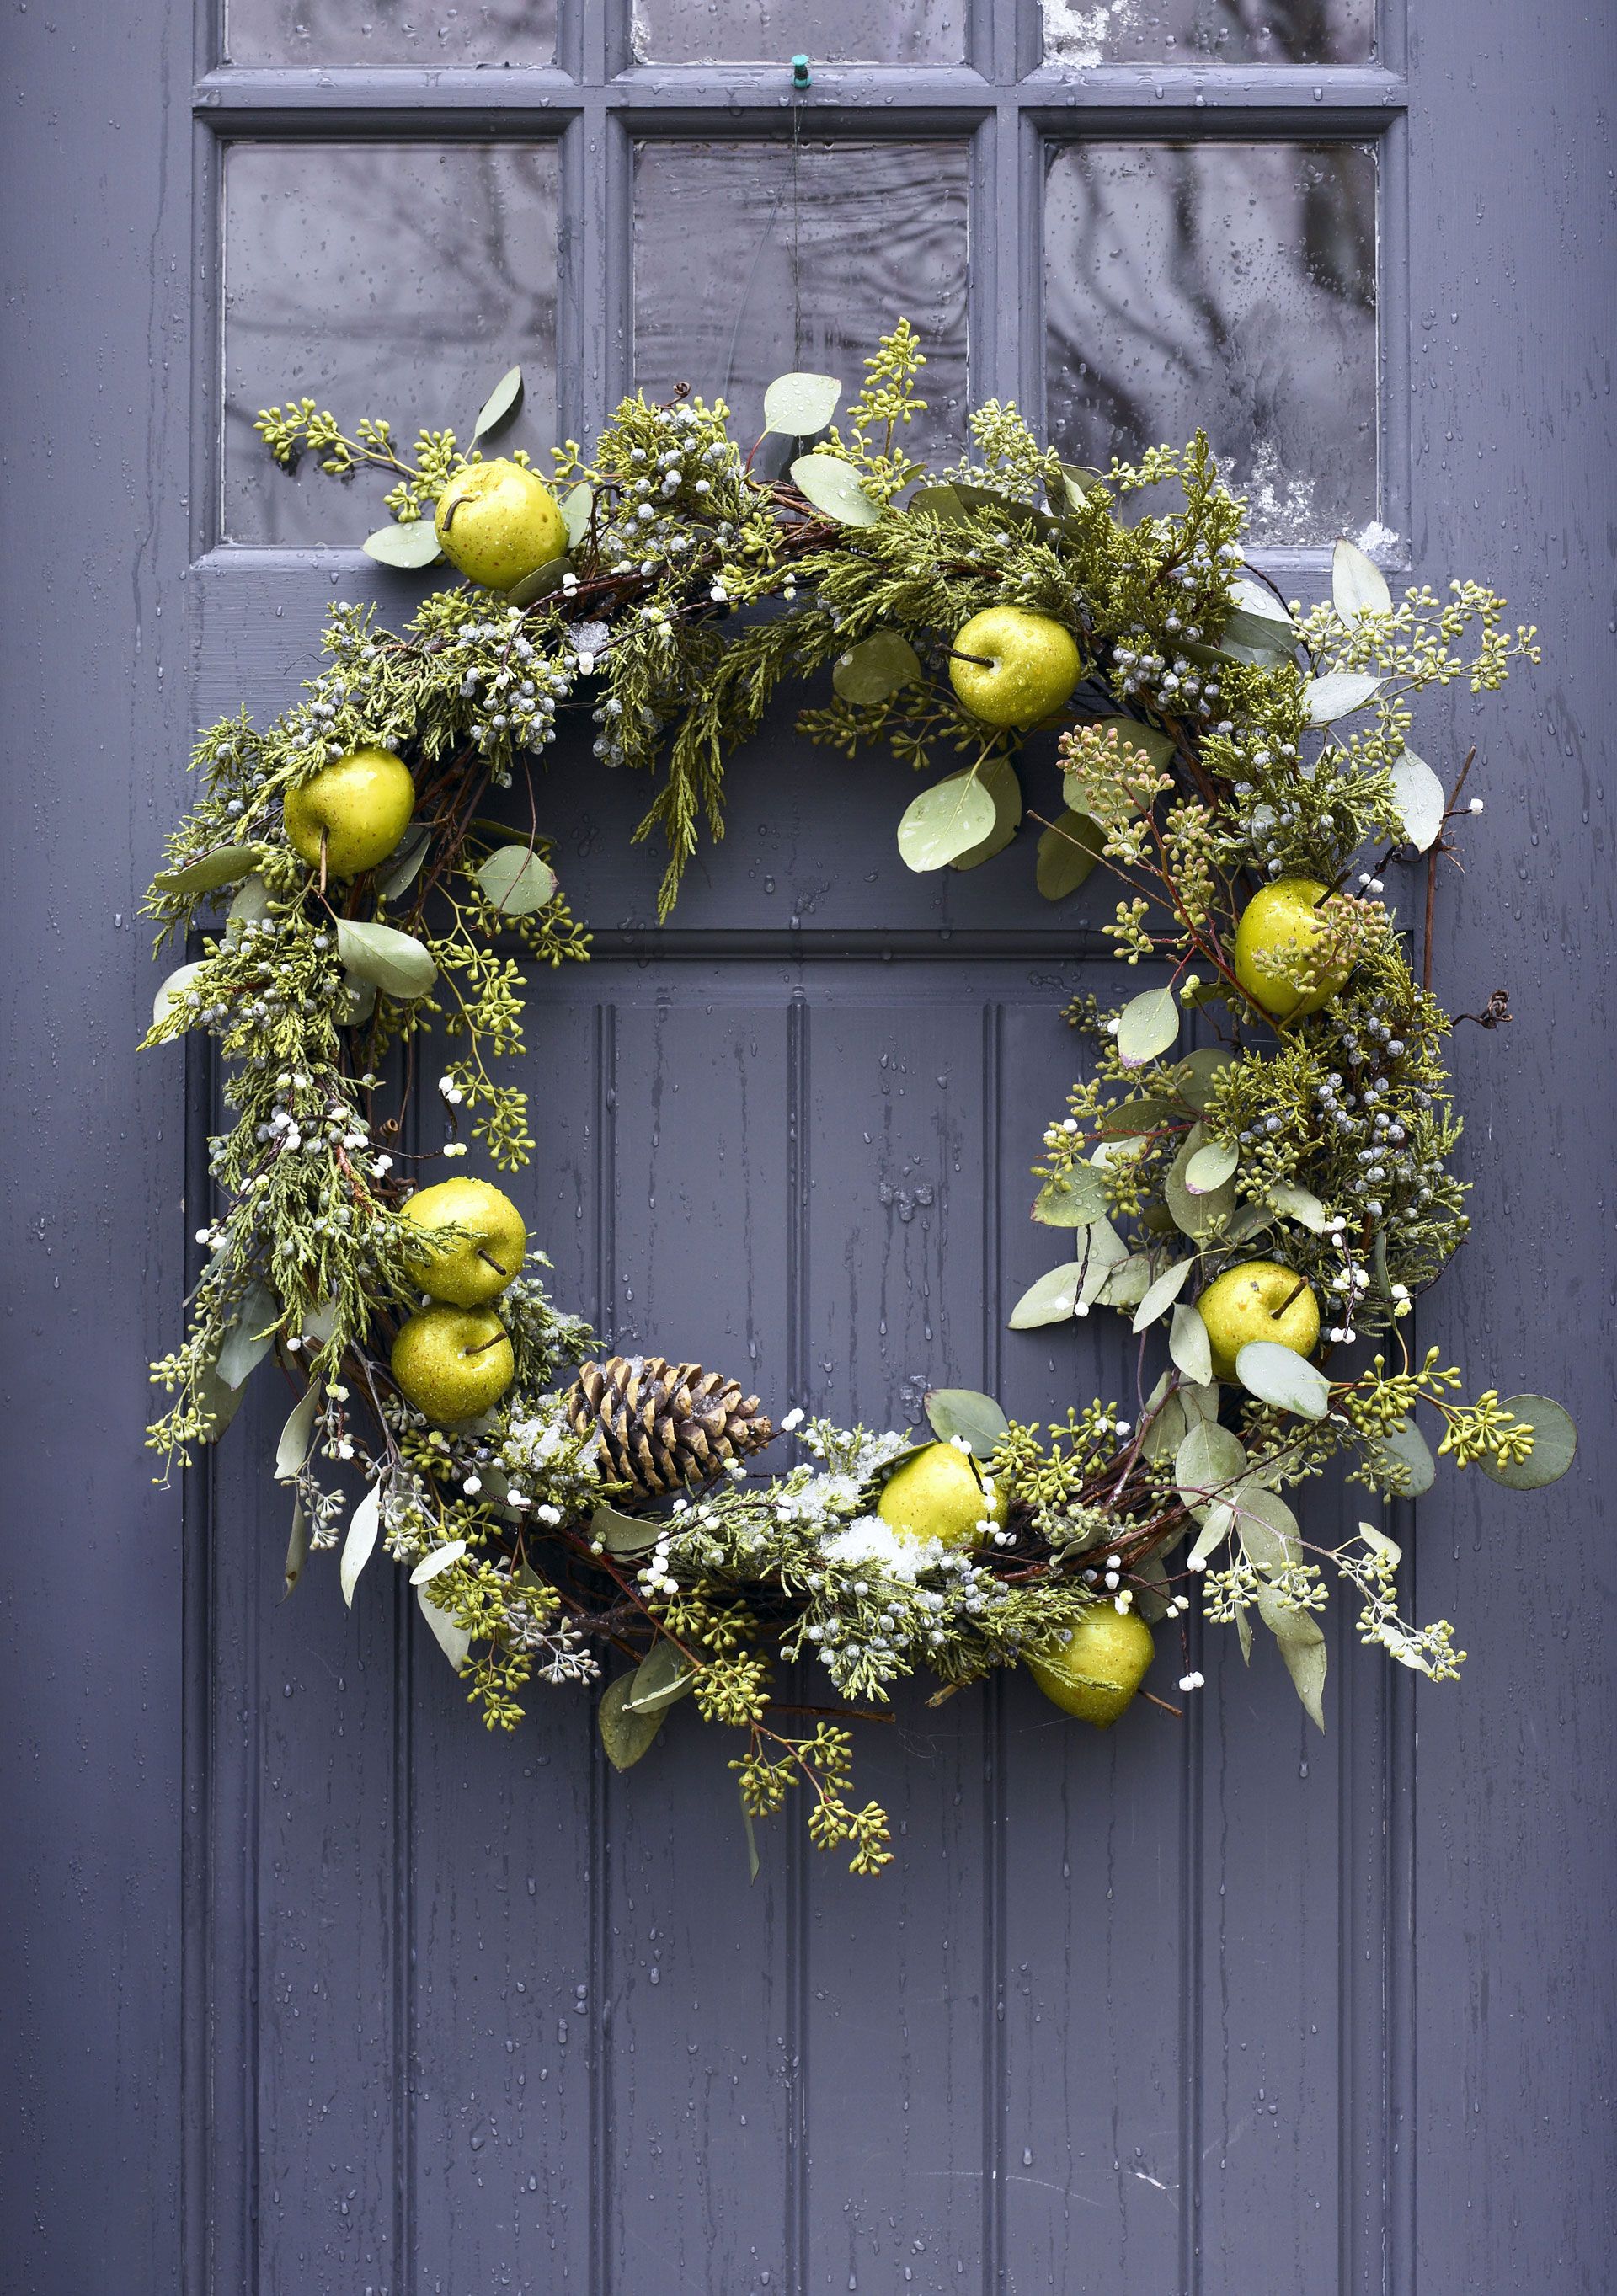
[633,143,969,457]
[223,143,558,545]
[632,0,962,65]
[225,0,556,66]
[1044,143,1376,545]
[1042,0,1372,67]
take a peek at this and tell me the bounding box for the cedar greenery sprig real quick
[140,323,1574,1875]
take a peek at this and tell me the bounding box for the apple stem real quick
[947,648,995,668]
[464,1334,509,1356]
[1272,1277,1310,1317]
[477,1249,510,1276]
[1139,1689,1184,1719]
[318,830,328,898]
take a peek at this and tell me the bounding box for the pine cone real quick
[567,1354,775,1498]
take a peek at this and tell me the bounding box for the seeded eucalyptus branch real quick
[141,323,1574,1876]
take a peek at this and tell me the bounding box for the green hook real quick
[791,53,812,90]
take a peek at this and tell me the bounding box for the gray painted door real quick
[3,5,1613,2292]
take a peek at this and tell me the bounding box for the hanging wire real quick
[787,57,809,368]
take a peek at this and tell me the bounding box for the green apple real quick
[876,1440,1008,1551]
[948,606,1082,728]
[1027,1603,1155,1727]
[391,1304,514,1423]
[1195,1259,1320,1383]
[1234,877,1353,1021]
[434,459,568,592]
[401,1177,527,1307]
[283,747,414,878]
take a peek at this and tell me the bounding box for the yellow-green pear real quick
[876,1441,1007,1551]
[1195,1260,1320,1383]
[1233,876,1354,1021]
[402,1177,527,1307]
[948,607,1082,728]
[1027,1602,1155,1726]
[283,747,415,878]
[391,1304,514,1423]
[434,458,567,592]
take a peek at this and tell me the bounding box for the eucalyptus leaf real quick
[1389,748,1446,852]
[1035,808,1104,900]
[227,873,274,931]
[1116,985,1180,1070]
[1365,1416,1437,1497]
[897,770,996,872]
[1303,671,1382,726]
[1169,1299,1214,1386]
[1132,1257,1193,1332]
[283,1500,311,1599]
[1231,1482,1303,1572]
[216,1282,279,1390]
[1033,1165,1109,1226]
[1184,1138,1238,1195]
[1169,1046,1235,1112]
[336,917,437,1001]
[1228,575,1294,629]
[1189,1501,1234,1568]
[590,1501,661,1558]
[476,843,558,916]
[832,629,921,706]
[1076,1220,1130,1307]
[410,1540,467,1586]
[1331,536,1392,622]
[471,363,523,442]
[337,971,378,1028]
[1219,605,1299,660]
[925,1387,1010,1456]
[152,961,207,1029]
[763,370,842,435]
[905,481,968,524]
[951,756,1022,871]
[1166,1125,1237,1239]
[152,843,265,900]
[1358,1521,1402,1566]
[1479,1395,1578,1490]
[195,1359,248,1442]
[275,1384,322,1480]
[599,1672,666,1771]
[418,1584,472,1669]
[362,519,443,570]
[1096,1095,1176,1138]
[505,554,572,607]
[1268,1179,1330,1232]
[560,483,594,549]
[1133,1547,1172,1626]
[340,1485,382,1609]
[790,452,880,527]
[1257,1588,1328,1730]
[740,1789,761,1882]
[1235,1339,1331,1419]
[376,825,430,905]
[1007,1258,1084,1329]
[1099,1252,1155,1310]
[625,1638,697,1715]
[1176,1421,1248,1519]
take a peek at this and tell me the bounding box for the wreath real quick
[145,323,1574,1876]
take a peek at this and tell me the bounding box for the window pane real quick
[224,0,556,67]
[1041,0,1372,67]
[633,142,969,457]
[223,143,558,546]
[1044,144,1376,545]
[632,0,963,65]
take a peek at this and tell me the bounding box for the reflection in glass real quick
[632,0,963,65]
[223,144,558,546]
[1044,144,1376,545]
[225,0,557,67]
[634,143,969,456]
[1042,0,1372,67]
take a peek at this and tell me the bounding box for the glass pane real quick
[223,143,558,546]
[1044,144,1376,545]
[1042,0,1372,67]
[632,0,962,65]
[224,0,556,67]
[633,142,969,457]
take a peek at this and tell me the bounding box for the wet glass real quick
[1041,0,1373,68]
[1044,142,1377,545]
[633,141,969,457]
[223,143,558,546]
[224,0,557,67]
[632,0,963,65]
